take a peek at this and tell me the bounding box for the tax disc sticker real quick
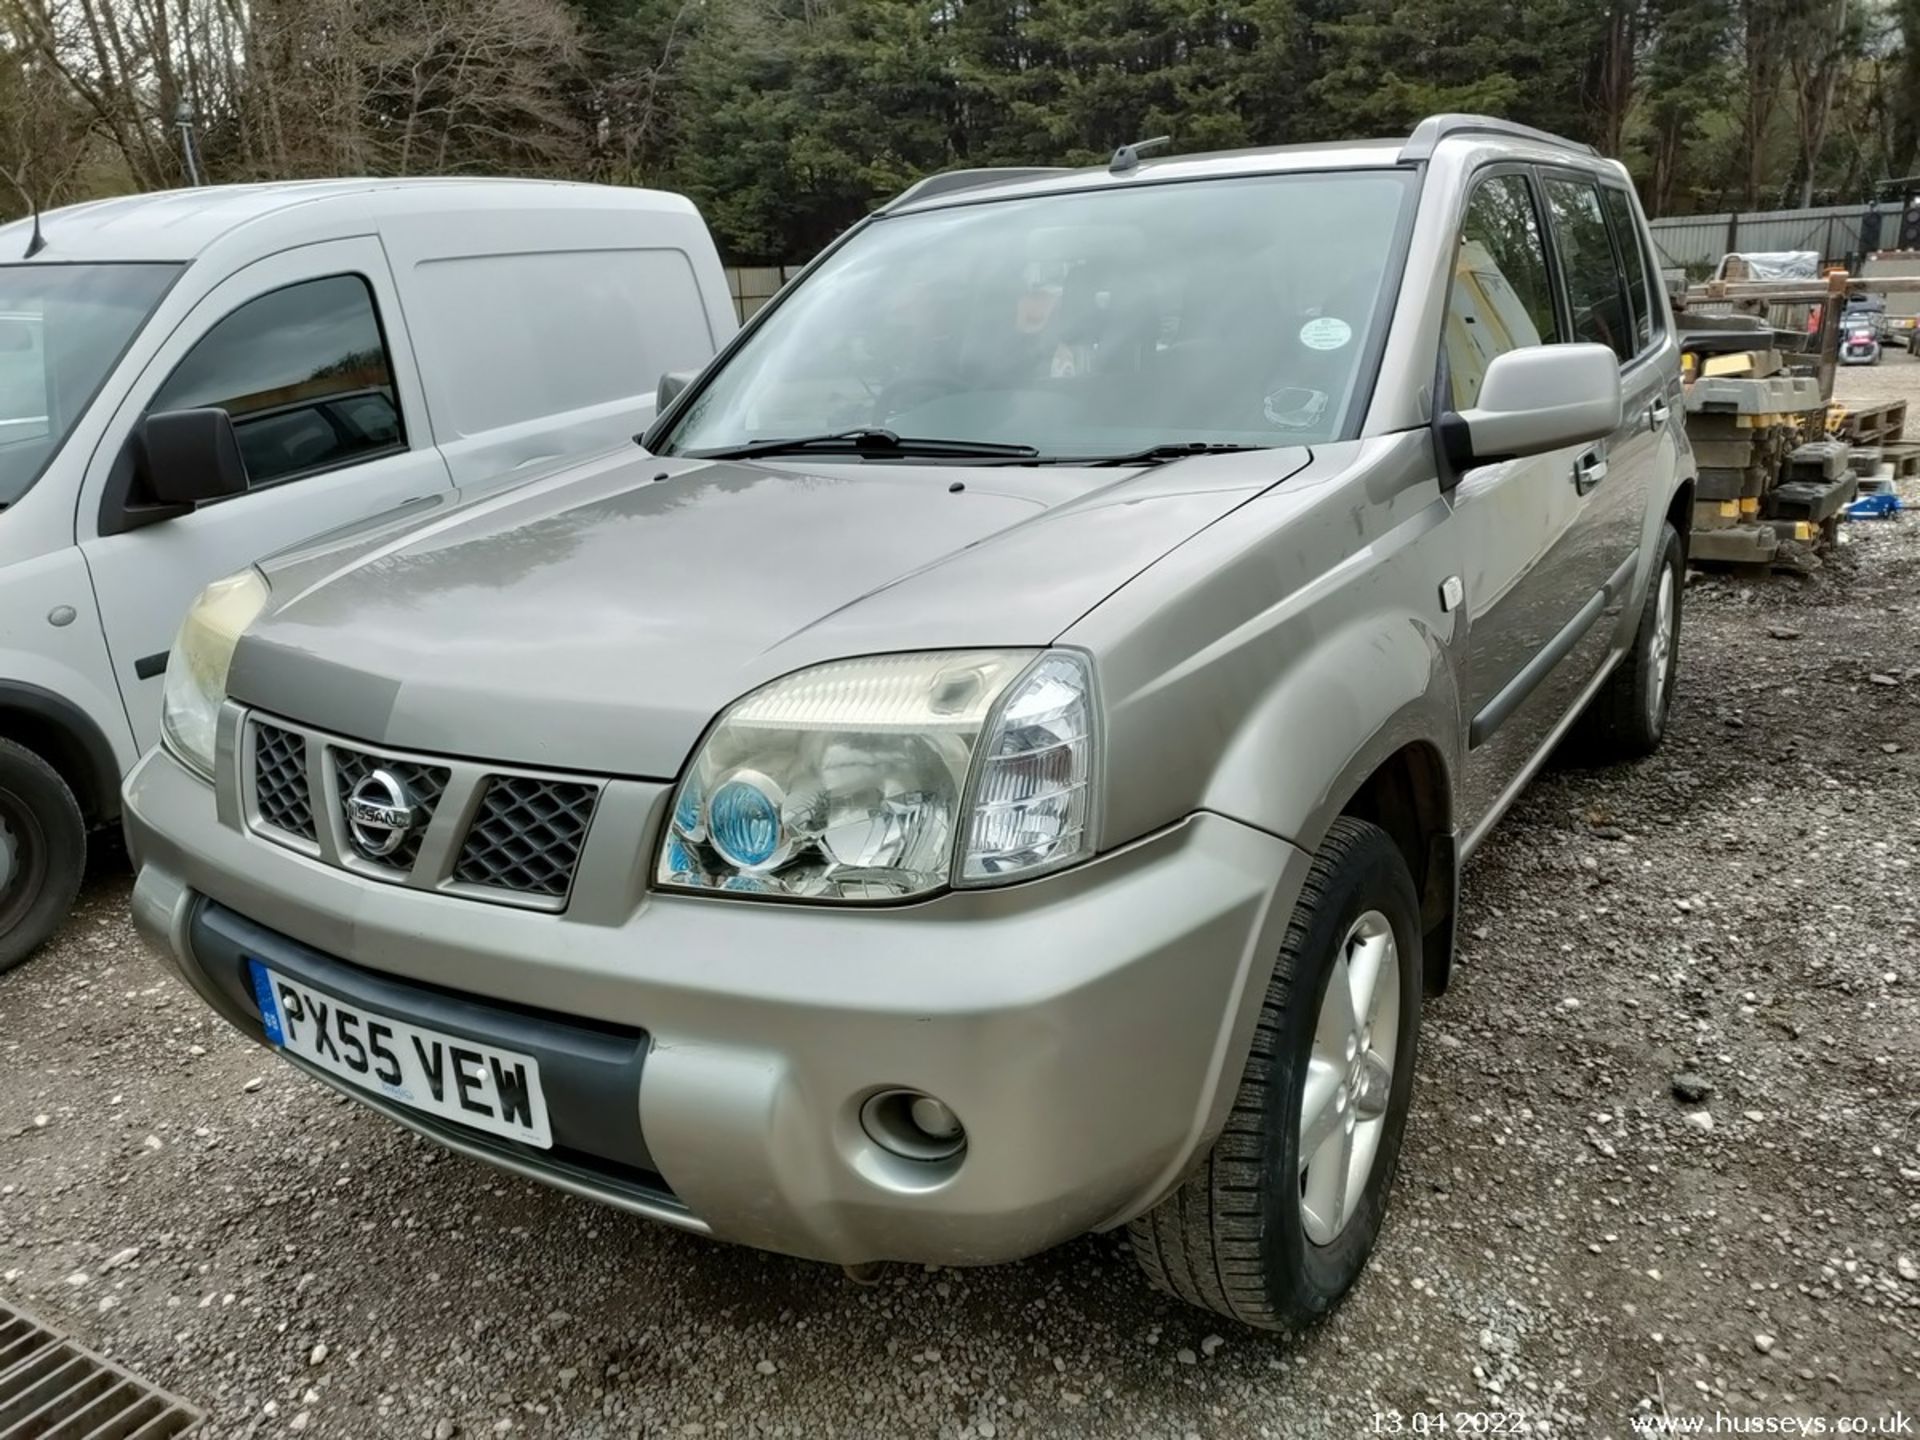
[1299,316,1353,350]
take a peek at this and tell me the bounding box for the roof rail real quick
[1110,135,1172,174]
[1399,113,1597,162]
[883,166,1074,211]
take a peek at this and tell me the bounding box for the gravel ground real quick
[4,357,1918,1439]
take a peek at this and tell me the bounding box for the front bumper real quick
[125,743,1306,1267]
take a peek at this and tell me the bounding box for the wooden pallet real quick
[1829,398,1907,445]
[1882,441,1920,479]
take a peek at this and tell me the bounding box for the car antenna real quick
[1110,135,1172,175]
[3,168,47,258]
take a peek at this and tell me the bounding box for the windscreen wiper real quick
[685,428,1039,462]
[1038,441,1275,468]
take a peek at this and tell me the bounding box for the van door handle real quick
[1648,398,1671,431]
[1573,450,1608,494]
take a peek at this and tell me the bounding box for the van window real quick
[0,263,179,506]
[1445,174,1560,410]
[1542,177,1634,363]
[1600,185,1659,354]
[408,249,716,439]
[151,275,404,487]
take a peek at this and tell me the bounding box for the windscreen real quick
[0,262,180,507]
[663,171,1414,460]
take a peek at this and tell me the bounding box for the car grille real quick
[253,720,315,840]
[245,716,602,909]
[454,776,599,898]
[333,747,450,871]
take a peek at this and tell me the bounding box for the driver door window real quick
[1444,174,1560,409]
[149,274,405,488]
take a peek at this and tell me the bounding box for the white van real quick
[0,178,735,968]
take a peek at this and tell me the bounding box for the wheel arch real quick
[1198,611,1463,997]
[1331,739,1457,995]
[0,681,126,826]
[1665,476,1694,557]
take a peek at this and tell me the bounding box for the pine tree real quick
[1638,0,1733,214]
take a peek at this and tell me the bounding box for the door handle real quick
[1573,450,1608,494]
[1648,398,1671,431]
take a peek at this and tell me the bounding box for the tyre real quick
[1563,520,1684,762]
[0,737,87,975]
[1128,816,1422,1329]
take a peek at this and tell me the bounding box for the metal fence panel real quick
[1646,205,1874,275]
[723,264,806,321]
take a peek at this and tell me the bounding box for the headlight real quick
[657,649,1097,901]
[161,568,270,780]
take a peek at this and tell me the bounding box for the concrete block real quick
[1685,374,1823,416]
[1690,523,1780,564]
[1697,466,1772,501]
[1786,441,1850,481]
[1767,475,1858,524]
[1692,438,1757,469]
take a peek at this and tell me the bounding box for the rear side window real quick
[151,275,405,486]
[1600,185,1659,354]
[408,248,717,439]
[1445,174,1560,409]
[1542,177,1634,362]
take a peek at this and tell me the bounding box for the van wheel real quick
[1128,817,1421,1329]
[0,738,86,974]
[1565,521,1684,763]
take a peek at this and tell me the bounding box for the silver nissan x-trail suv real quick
[125,114,1692,1328]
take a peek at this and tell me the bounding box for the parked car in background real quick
[1860,250,1920,352]
[0,178,734,970]
[1840,312,1883,365]
[125,115,1692,1329]
[1842,293,1886,336]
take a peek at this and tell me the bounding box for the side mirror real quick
[136,408,249,507]
[0,318,35,353]
[656,370,697,412]
[1442,344,1622,468]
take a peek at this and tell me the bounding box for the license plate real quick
[248,961,552,1149]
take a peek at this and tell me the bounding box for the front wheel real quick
[0,738,86,974]
[1128,817,1421,1329]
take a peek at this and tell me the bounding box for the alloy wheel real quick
[1647,564,1675,726]
[1298,909,1401,1245]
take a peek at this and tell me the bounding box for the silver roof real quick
[0,177,698,263]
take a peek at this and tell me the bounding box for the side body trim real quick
[1468,549,1639,750]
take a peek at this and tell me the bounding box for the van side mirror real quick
[1441,344,1622,469]
[136,408,249,507]
[656,370,696,412]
